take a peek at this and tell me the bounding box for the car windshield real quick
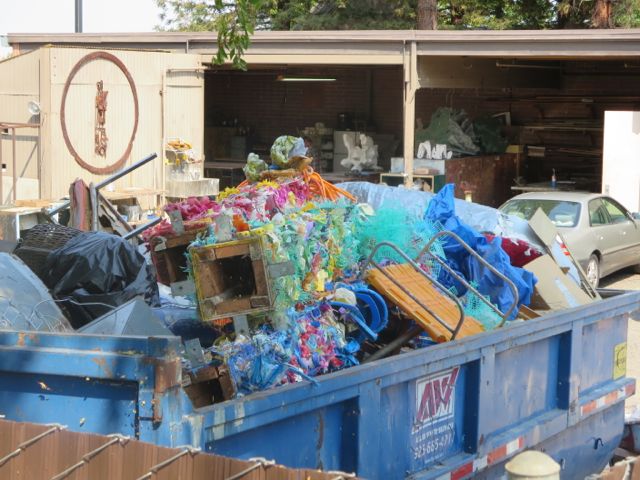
[501,199,581,227]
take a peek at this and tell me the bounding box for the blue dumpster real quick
[0,290,637,479]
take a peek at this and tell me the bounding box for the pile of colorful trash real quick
[0,135,597,407]
[137,135,570,403]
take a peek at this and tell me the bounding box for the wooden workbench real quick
[204,161,246,189]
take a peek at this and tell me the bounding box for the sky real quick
[0,0,161,34]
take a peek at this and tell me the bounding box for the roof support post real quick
[403,41,418,187]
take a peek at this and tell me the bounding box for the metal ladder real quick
[360,231,519,362]
[416,230,519,328]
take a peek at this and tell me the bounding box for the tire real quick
[586,254,600,288]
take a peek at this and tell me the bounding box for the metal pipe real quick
[11,127,16,202]
[160,73,166,205]
[90,183,98,231]
[496,61,562,70]
[95,153,157,190]
[136,447,200,480]
[166,68,205,73]
[50,434,129,480]
[418,230,520,325]
[74,0,83,33]
[37,121,42,199]
[363,325,423,364]
[46,200,71,217]
[222,458,275,480]
[123,216,162,240]
[360,241,466,339]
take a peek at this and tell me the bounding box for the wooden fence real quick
[0,419,354,480]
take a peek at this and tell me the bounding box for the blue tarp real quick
[424,184,536,319]
[340,182,537,320]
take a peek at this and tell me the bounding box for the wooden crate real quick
[150,230,205,285]
[190,238,271,321]
[182,364,236,407]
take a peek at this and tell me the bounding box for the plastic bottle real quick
[551,168,557,188]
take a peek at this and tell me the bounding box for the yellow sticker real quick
[614,342,627,379]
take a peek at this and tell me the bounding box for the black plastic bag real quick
[44,232,160,327]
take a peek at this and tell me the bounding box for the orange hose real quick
[301,167,355,202]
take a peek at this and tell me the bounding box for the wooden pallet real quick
[366,263,484,342]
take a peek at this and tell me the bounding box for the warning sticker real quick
[614,343,627,379]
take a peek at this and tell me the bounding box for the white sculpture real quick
[417,140,432,159]
[340,133,380,172]
[417,140,453,160]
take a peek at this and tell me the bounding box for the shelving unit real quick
[379,173,445,193]
[318,133,334,172]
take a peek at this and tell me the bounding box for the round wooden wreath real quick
[60,51,139,175]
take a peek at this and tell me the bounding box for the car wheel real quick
[586,254,600,288]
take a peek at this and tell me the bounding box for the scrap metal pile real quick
[0,136,599,408]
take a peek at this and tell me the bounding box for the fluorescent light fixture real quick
[276,75,336,82]
[496,61,562,70]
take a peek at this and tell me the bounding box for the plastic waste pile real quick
[136,136,548,402]
[0,135,588,408]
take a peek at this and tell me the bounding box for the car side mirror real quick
[632,212,640,220]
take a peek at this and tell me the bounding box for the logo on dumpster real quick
[415,367,459,424]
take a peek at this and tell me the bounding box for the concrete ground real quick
[600,269,640,416]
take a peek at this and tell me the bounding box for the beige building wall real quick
[0,46,204,204]
[46,47,204,201]
[0,50,42,202]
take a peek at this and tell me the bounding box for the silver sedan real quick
[499,191,640,287]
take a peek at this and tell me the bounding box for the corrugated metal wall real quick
[46,47,204,201]
[0,50,42,203]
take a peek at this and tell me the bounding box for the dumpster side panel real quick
[204,399,359,473]
[0,370,139,434]
[0,293,637,479]
[483,337,560,436]
[0,333,185,446]
[196,292,639,479]
[581,316,627,395]
[472,403,624,480]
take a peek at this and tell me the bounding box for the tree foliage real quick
[615,0,640,27]
[156,0,640,34]
[156,0,270,68]
[269,1,418,30]
[270,0,640,30]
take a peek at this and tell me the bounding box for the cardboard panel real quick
[524,255,593,311]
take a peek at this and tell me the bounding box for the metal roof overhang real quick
[8,29,640,66]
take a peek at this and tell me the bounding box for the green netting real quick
[461,287,503,331]
[474,115,508,154]
[415,108,480,156]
